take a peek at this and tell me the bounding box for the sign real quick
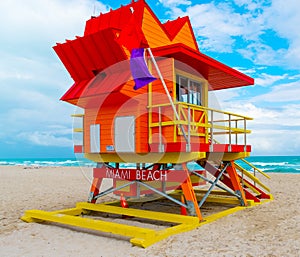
[93,167,189,182]
[93,167,206,184]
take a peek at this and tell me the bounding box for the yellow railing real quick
[148,102,252,152]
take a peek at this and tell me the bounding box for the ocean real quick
[0,156,299,173]
[0,157,95,168]
[235,156,300,174]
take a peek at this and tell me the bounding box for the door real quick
[114,116,135,152]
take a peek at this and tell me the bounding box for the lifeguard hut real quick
[22,0,272,247]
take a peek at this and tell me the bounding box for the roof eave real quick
[152,43,254,90]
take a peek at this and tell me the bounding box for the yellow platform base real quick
[21,196,273,248]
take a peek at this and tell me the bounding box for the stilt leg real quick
[180,195,187,215]
[88,177,103,203]
[198,162,230,208]
[181,163,202,220]
[198,160,249,206]
[226,161,247,206]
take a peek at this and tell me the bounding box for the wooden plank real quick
[77,202,199,224]
[172,23,198,50]
[22,210,155,239]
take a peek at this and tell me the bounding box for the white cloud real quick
[266,0,300,68]
[219,102,278,125]
[253,81,300,103]
[237,42,288,66]
[0,0,108,150]
[162,1,300,155]
[255,73,288,87]
[0,0,108,45]
[209,88,241,109]
[159,0,191,7]
[0,0,109,85]
[172,3,250,53]
[216,92,300,126]
[209,89,300,155]
[232,0,300,70]
[233,67,258,75]
[0,0,298,157]
[160,0,300,70]
[289,74,300,80]
[18,129,73,147]
[168,1,271,54]
[233,0,266,11]
[0,103,74,147]
[249,128,300,156]
[246,105,300,156]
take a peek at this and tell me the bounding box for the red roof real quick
[54,28,127,82]
[84,1,144,36]
[152,43,254,90]
[60,62,132,103]
[163,17,196,43]
[56,0,253,105]
[84,1,198,50]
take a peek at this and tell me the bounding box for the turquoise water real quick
[235,156,300,173]
[0,157,95,167]
[0,156,299,173]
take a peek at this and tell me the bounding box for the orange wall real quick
[142,8,170,48]
[142,7,198,50]
[83,57,207,155]
[84,93,149,154]
[171,23,198,51]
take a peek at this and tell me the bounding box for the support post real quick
[228,114,232,152]
[244,118,247,152]
[235,120,238,144]
[158,106,164,152]
[88,177,103,203]
[181,163,202,220]
[210,110,214,151]
[187,106,191,152]
[226,161,248,206]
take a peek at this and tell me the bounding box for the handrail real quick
[235,163,271,192]
[149,121,251,133]
[241,158,271,179]
[148,102,253,121]
[148,104,252,131]
[148,102,252,149]
[202,137,271,194]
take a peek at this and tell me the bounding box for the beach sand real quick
[0,165,299,257]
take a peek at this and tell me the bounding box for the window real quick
[176,75,202,105]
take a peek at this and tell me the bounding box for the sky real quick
[0,0,299,158]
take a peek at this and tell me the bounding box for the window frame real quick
[176,73,204,106]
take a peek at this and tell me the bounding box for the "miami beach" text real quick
[105,168,168,181]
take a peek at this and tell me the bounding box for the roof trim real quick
[152,43,254,90]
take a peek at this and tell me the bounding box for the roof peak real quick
[84,0,147,36]
[84,0,198,49]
